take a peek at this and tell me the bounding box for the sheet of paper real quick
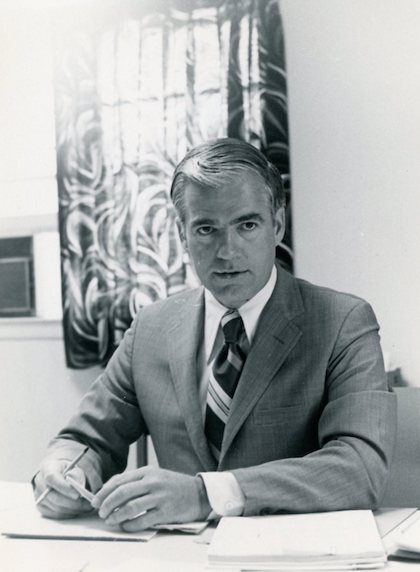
[374,507,417,538]
[0,500,209,542]
[394,511,420,554]
[0,504,156,542]
[85,557,207,572]
[154,520,208,534]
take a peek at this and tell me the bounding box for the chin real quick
[209,282,253,308]
[217,294,248,309]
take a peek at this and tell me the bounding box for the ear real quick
[273,207,286,246]
[176,217,188,252]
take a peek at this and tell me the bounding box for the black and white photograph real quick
[0,1,419,570]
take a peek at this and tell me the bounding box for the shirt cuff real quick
[198,471,245,518]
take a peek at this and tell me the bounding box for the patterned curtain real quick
[52,0,291,369]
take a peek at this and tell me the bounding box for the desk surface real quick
[0,482,418,572]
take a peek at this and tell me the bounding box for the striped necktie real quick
[204,309,249,460]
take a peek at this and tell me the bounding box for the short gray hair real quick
[170,138,286,222]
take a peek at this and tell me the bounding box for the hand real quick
[91,466,211,532]
[33,460,93,519]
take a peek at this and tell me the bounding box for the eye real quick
[196,226,214,236]
[240,221,257,231]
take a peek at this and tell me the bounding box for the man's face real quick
[178,176,285,309]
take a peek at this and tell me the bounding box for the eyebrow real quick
[190,217,216,229]
[232,213,264,224]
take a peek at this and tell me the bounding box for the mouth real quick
[213,270,247,280]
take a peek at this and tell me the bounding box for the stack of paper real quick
[207,510,387,570]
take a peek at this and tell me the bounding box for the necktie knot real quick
[221,310,245,344]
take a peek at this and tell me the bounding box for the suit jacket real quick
[46,265,397,514]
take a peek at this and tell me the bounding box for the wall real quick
[1,1,420,482]
[0,321,102,481]
[0,319,141,482]
[0,5,57,218]
[0,6,139,481]
[281,0,420,384]
[0,7,136,482]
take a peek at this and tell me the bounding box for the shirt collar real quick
[204,265,277,360]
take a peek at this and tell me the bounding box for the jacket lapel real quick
[220,266,304,462]
[167,288,217,471]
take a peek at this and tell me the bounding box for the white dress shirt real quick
[199,266,277,517]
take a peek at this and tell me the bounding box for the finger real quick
[33,462,69,498]
[120,508,160,532]
[45,471,80,501]
[33,471,47,495]
[98,481,150,519]
[37,495,92,519]
[38,503,86,519]
[40,488,92,513]
[38,506,74,519]
[93,469,145,507]
[104,494,156,526]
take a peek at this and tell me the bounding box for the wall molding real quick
[0,318,63,340]
[0,213,58,238]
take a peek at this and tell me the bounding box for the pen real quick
[35,446,89,506]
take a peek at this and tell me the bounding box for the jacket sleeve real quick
[41,315,147,490]
[231,301,397,515]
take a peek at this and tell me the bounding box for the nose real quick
[216,228,237,260]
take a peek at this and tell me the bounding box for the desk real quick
[0,482,418,572]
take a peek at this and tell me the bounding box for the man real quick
[34,138,396,531]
